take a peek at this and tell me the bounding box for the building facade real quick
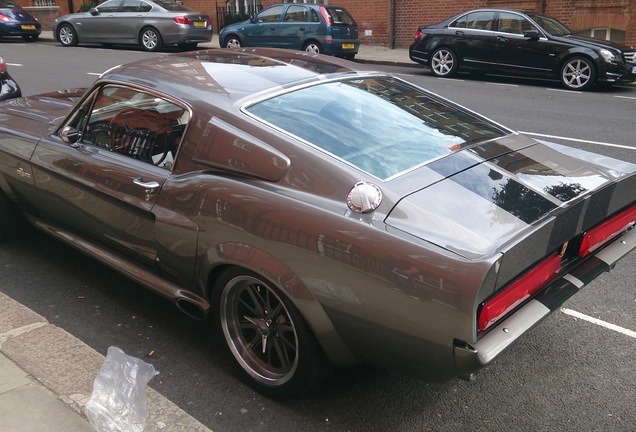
[30,0,636,48]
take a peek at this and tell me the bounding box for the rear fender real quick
[202,241,358,366]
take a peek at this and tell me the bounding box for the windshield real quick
[246,77,509,180]
[528,13,572,36]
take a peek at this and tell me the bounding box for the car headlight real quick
[599,49,616,62]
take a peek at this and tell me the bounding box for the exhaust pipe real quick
[176,297,208,321]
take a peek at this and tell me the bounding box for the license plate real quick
[21,25,36,30]
[342,43,354,49]
[193,21,205,28]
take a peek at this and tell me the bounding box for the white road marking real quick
[520,131,635,150]
[6,63,22,67]
[487,82,518,87]
[546,88,582,94]
[615,95,636,100]
[87,72,101,76]
[561,308,636,339]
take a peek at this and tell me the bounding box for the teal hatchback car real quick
[219,3,359,59]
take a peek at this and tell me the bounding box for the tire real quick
[429,47,458,78]
[212,268,329,398]
[560,56,596,90]
[57,23,78,47]
[139,27,163,52]
[303,41,322,54]
[0,191,24,241]
[22,35,38,42]
[223,36,242,49]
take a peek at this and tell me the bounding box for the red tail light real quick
[478,254,561,331]
[0,14,10,22]
[579,205,636,257]
[413,30,423,42]
[319,6,332,25]
[173,16,193,25]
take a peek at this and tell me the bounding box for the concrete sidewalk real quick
[0,35,412,432]
[37,30,415,67]
[0,292,212,432]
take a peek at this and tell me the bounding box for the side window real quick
[256,5,284,23]
[454,11,495,31]
[139,0,152,12]
[310,9,319,23]
[283,5,307,22]
[76,85,189,170]
[498,12,533,34]
[121,0,141,12]
[96,0,121,13]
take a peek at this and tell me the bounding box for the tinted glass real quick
[96,0,121,13]
[529,13,572,36]
[257,5,284,23]
[284,5,308,22]
[152,0,193,12]
[498,12,532,34]
[246,77,508,180]
[452,11,495,31]
[325,7,356,26]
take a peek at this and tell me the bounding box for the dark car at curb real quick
[1,49,635,398]
[409,8,636,90]
[219,3,359,58]
[0,0,41,42]
[53,0,212,52]
[0,56,20,99]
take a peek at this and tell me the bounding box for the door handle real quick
[497,36,508,42]
[299,27,305,31]
[455,30,464,36]
[133,178,160,194]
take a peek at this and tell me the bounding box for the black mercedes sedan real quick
[409,8,636,90]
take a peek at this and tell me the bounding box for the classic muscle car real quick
[0,48,635,397]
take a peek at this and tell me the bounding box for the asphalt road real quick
[1,40,635,432]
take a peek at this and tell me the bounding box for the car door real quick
[493,12,554,74]
[277,4,314,49]
[81,0,122,43]
[111,0,152,43]
[30,84,189,273]
[446,10,497,68]
[243,4,284,47]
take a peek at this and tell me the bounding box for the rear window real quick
[324,7,356,26]
[245,76,509,180]
[152,0,194,12]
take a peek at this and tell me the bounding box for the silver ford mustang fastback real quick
[0,48,635,397]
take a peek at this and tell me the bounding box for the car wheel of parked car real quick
[560,56,596,90]
[22,35,38,42]
[430,48,458,78]
[57,23,78,47]
[0,191,24,241]
[303,41,322,54]
[212,267,328,397]
[223,36,242,49]
[140,27,163,52]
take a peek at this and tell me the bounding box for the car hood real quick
[0,88,85,127]
[552,34,635,51]
[386,134,636,260]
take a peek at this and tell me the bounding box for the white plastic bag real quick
[85,346,159,432]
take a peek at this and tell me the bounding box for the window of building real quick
[577,28,626,44]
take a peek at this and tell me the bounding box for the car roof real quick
[100,48,361,104]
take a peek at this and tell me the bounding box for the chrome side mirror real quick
[60,126,80,146]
